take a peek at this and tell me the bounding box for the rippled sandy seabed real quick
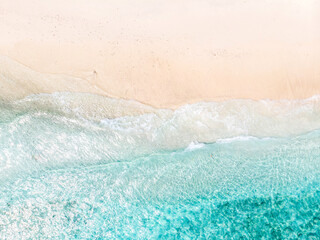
[0,93,320,238]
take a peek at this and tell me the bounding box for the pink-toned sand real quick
[0,0,319,108]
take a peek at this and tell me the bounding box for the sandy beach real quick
[0,0,319,108]
[2,1,320,238]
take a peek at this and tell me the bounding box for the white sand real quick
[0,0,319,108]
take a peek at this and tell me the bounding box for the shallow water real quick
[1,93,320,239]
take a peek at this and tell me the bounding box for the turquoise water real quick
[1,93,320,239]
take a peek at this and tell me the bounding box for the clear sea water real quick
[1,93,320,239]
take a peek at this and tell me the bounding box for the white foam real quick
[1,92,320,158]
[185,141,206,151]
[216,136,258,143]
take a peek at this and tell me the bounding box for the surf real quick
[1,92,320,238]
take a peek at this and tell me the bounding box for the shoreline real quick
[1,53,320,109]
[0,0,319,108]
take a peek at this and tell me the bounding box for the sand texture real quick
[0,0,319,107]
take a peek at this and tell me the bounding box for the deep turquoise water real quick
[1,94,320,239]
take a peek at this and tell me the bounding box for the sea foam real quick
[1,92,320,180]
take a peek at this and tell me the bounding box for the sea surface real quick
[1,93,320,239]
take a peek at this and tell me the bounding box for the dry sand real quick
[0,0,319,108]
